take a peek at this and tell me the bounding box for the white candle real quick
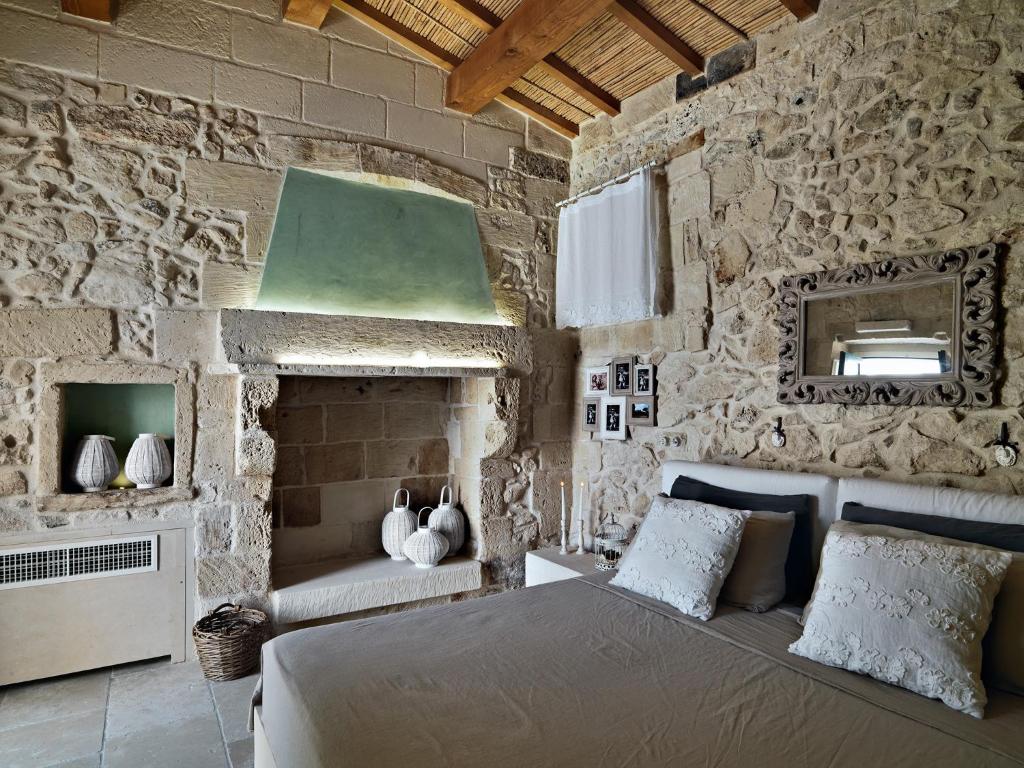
[577,481,586,554]
[559,481,568,554]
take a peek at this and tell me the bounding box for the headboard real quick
[836,477,1024,525]
[659,461,1024,561]
[661,461,839,559]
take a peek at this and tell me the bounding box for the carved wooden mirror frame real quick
[777,243,999,407]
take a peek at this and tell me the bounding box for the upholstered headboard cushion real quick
[660,461,839,566]
[835,477,1024,525]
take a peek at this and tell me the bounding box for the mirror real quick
[803,281,955,378]
[777,244,999,407]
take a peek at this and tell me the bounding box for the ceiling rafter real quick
[445,0,618,115]
[332,0,580,137]
[61,0,114,22]
[683,0,747,40]
[435,0,620,116]
[610,0,703,76]
[283,0,334,28]
[778,0,819,20]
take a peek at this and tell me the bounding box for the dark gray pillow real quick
[841,502,1024,552]
[670,475,814,603]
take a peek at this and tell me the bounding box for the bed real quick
[253,461,1024,767]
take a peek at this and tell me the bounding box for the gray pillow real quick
[721,510,795,613]
[790,520,1011,718]
[610,496,748,621]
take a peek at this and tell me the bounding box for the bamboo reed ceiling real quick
[347,0,796,134]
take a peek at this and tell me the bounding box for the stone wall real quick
[0,0,572,616]
[570,0,1024,536]
[272,376,452,568]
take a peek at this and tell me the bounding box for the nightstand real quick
[525,547,597,587]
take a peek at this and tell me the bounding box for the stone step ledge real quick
[270,555,482,624]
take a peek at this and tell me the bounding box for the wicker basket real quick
[193,603,270,681]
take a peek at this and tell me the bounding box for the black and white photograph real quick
[582,397,600,432]
[633,364,654,395]
[584,365,610,396]
[610,356,633,396]
[600,397,627,440]
[626,396,655,426]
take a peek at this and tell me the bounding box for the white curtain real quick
[555,167,659,329]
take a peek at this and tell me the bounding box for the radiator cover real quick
[0,535,157,589]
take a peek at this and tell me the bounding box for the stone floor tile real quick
[103,714,228,768]
[0,670,110,731]
[45,756,101,767]
[105,660,216,739]
[227,737,254,768]
[109,655,174,677]
[0,709,104,768]
[210,673,259,744]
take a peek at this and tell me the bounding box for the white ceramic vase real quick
[427,485,464,557]
[403,508,449,569]
[382,489,416,561]
[72,435,119,492]
[125,433,172,489]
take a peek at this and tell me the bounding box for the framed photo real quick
[610,356,633,396]
[633,364,654,396]
[585,365,610,396]
[600,397,627,440]
[627,396,655,426]
[582,397,601,432]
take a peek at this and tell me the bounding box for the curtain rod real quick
[555,160,663,209]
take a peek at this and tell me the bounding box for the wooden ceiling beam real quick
[778,0,819,20]
[496,91,579,139]
[684,0,747,40]
[446,0,617,115]
[61,0,114,22]
[283,0,334,28]
[332,0,578,137]
[610,0,703,76]
[335,0,460,69]
[435,0,620,115]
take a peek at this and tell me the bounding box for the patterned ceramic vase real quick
[72,435,119,492]
[403,508,449,569]
[428,485,464,557]
[125,433,172,489]
[382,488,416,561]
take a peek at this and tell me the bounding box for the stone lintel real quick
[218,310,533,377]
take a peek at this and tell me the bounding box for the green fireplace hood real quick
[256,168,499,324]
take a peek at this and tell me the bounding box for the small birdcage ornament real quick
[595,513,628,571]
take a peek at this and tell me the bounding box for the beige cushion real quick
[610,496,748,621]
[790,520,1011,718]
[721,510,795,613]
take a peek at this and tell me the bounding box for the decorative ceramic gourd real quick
[403,507,449,569]
[382,488,416,561]
[125,433,172,489]
[72,435,119,492]
[428,485,464,557]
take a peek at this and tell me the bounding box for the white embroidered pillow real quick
[790,521,1011,718]
[609,496,749,620]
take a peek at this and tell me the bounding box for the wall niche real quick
[37,362,195,513]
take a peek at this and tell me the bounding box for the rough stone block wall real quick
[0,0,573,615]
[272,376,452,568]
[570,0,1024,535]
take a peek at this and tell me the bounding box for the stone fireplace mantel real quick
[215,310,532,379]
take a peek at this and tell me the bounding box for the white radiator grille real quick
[0,535,158,589]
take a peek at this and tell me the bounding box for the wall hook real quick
[985,422,1018,468]
[771,417,786,448]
